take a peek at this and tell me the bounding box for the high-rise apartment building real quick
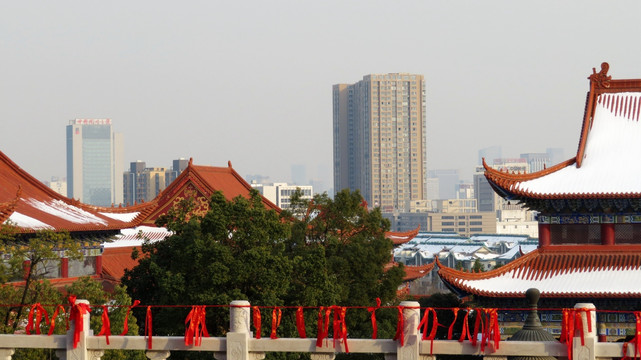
[66,119,124,206]
[333,73,427,212]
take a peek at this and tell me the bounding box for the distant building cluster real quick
[123,159,189,205]
[393,232,538,296]
[331,73,565,239]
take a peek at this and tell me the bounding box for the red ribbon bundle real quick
[26,303,49,335]
[48,305,66,336]
[393,306,405,346]
[316,306,332,347]
[367,298,381,339]
[480,308,500,352]
[295,307,306,338]
[623,312,641,360]
[331,306,349,353]
[98,305,111,344]
[184,305,209,346]
[418,307,439,354]
[270,307,282,339]
[121,300,140,336]
[560,308,592,360]
[252,306,262,339]
[145,306,153,349]
[68,296,91,349]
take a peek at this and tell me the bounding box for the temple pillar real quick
[60,258,69,278]
[538,223,550,247]
[95,255,102,276]
[601,223,615,245]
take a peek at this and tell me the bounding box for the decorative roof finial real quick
[189,158,193,166]
[228,161,232,168]
[589,62,611,89]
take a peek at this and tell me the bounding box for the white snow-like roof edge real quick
[516,92,641,195]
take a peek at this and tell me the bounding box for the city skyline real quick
[3,2,641,192]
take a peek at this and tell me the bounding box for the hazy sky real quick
[2,1,641,193]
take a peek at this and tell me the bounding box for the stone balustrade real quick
[0,300,633,360]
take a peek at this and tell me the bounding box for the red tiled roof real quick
[0,151,279,233]
[386,226,420,245]
[437,245,641,298]
[0,150,148,232]
[386,260,435,281]
[140,159,279,225]
[402,262,435,281]
[7,275,102,291]
[101,246,141,282]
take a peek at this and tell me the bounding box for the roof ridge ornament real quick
[588,62,611,89]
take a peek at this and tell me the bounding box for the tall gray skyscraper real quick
[333,73,427,212]
[66,119,124,206]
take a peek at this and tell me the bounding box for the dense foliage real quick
[122,189,405,359]
[0,224,143,360]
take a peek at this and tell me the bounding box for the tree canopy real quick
[122,189,405,359]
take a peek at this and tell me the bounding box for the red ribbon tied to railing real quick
[393,306,405,346]
[68,295,91,349]
[472,308,483,347]
[316,306,332,348]
[26,303,49,335]
[184,305,209,346]
[417,307,439,354]
[560,308,592,360]
[98,305,111,345]
[623,311,641,360]
[145,306,153,349]
[270,307,282,339]
[448,308,459,340]
[480,308,500,352]
[367,298,381,339]
[331,306,349,353]
[48,305,66,336]
[295,307,306,338]
[458,309,471,343]
[252,306,262,339]
[121,300,140,336]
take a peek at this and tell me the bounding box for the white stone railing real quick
[0,300,634,360]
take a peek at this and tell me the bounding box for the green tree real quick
[122,189,404,360]
[65,277,146,360]
[0,224,82,331]
[123,190,293,359]
[285,190,405,339]
[472,259,483,273]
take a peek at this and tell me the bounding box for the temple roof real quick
[438,245,641,298]
[0,150,149,232]
[385,226,420,245]
[139,159,279,225]
[0,151,279,233]
[402,262,435,281]
[484,63,641,204]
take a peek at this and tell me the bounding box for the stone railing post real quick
[0,349,14,360]
[57,299,100,360]
[573,303,597,360]
[390,300,422,360]
[219,300,263,360]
